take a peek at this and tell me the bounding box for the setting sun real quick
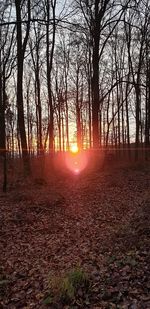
[70,144,79,153]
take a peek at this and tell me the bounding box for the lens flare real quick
[70,144,79,153]
[65,150,88,174]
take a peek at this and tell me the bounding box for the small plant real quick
[60,276,75,302]
[0,270,10,298]
[68,267,88,288]
[44,267,89,305]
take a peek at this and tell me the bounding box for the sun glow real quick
[70,144,79,154]
[65,149,88,175]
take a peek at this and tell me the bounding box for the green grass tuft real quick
[45,266,89,305]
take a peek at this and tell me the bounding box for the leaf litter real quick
[0,164,150,308]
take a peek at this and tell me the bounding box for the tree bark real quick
[15,0,31,174]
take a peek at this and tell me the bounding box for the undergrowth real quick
[44,266,90,305]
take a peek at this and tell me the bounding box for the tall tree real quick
[15,0,31,173]
[78,0,128,148]
[0,1,15,191]
[30,23,43,154]
[46,0,57,153]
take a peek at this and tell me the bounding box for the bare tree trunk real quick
[64,54,69,150]
[15,0,31,174]
[26,73,31,155]
[46,0,56,153]
[36,66,43,154]
[92,22,100,149]
[76,67,82,148]
[65,75,69,151]
[91,0,111,149]
[58,99,62,151]
[88,74,92,148]
[62,114,65,152]
[125,74,130,158]
[0,40,7,192]
[145,47,150,160]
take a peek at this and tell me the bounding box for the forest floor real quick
[0,161,150,309]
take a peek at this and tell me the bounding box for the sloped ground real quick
[0,163,150,308]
